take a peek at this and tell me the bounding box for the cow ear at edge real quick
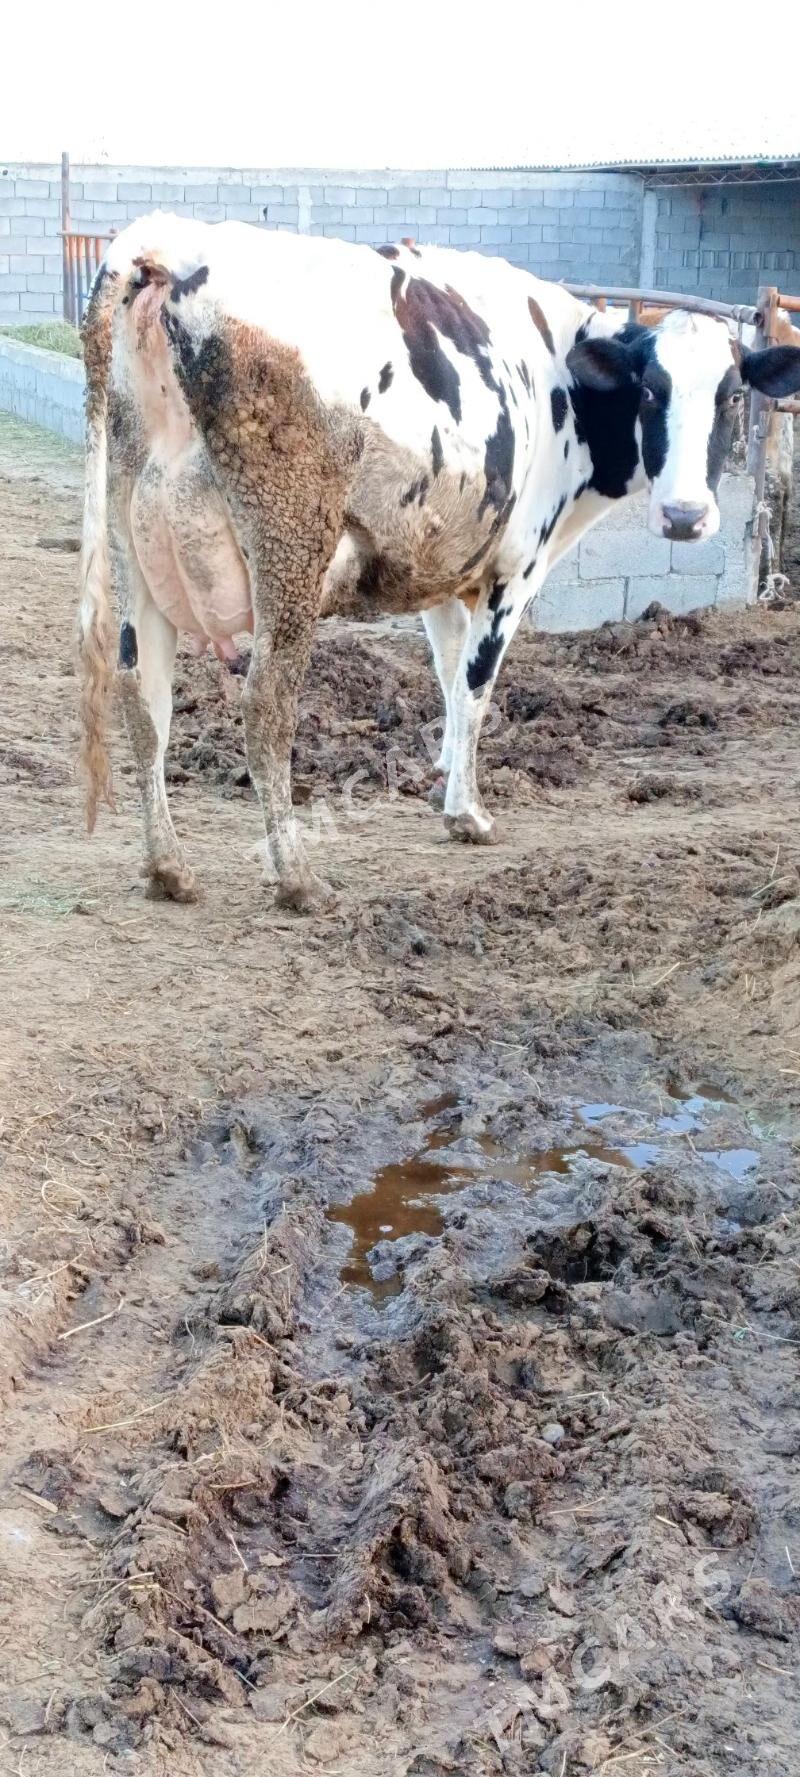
[566,337,638,394]
[741,345,800,397]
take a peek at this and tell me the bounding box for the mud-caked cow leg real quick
[444,570,538,845]
[110,494,197,901]
[242,530,336,912]
[164,319,353,911]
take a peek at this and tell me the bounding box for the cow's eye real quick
[640,386,656,407]
[728,390,744,407]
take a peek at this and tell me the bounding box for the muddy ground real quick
[1,412,799,1777]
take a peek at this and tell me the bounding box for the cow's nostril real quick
[662,502,708,540]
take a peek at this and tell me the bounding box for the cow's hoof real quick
[145,862,199,903]
[444,810,498,846]
[427,775,447,810]
[276,873,335,915]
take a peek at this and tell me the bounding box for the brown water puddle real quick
[328,1082,765,1298]
[327,1118,637,1299]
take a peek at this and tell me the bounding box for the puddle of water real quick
[579,1102,632,1124]
[666,1076,735,1107]
[701,1148,760,1181]
[620,1142,663,1169]
[328,1123,642,1300]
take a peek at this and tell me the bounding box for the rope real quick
[753,499,791,603]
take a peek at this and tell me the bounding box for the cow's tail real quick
[78,264,119,831]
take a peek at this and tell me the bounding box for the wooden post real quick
[746,285,777,501]
[61,151,74,325]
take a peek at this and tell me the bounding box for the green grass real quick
[0,321,83,358]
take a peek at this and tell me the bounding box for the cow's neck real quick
[541,307,647,568]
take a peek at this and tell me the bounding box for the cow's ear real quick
[741,345,800,397]
[566,336,638,393]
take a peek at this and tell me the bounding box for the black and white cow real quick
[78,214,800,908]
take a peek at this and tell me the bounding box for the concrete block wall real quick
[653,180,800,306]
[0,334,84,442]
[0,163,642,321]
[534,472,758,632]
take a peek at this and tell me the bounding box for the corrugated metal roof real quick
[473,153,800,173]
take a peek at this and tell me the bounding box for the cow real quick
[78,213,800,911]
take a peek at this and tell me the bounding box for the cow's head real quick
[567,311,800,541]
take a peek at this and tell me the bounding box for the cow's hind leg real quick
[116,579,197,902]
[444,572,533,845]
[422,598,470,807]
[243,531,339,914]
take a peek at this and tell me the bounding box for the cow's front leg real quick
[421,597,470,775]
[444,572,533,845]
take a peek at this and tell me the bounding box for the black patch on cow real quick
[360,387,371,411]
[707,364,742,493]
[550,386,568,433]
[119,621,138,669]
[522,556,538,580]
[378,361,393,393]
[574,318,592,346]
[162,312,232,435]
[459,471,467,493]
[566,321,658,500]
[431,426,444,477]
[539,493,568,548]
[528,296,555,355]
[638,361,672,484]
[478,393,515,518]
[391,274,503,427]
[518,359,531,395]
[467,580,509,692]
[563,438,570,459]
[377,244,399,260]
[170,264,210,303]
[400,475,430,508]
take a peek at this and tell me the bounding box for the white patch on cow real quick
[648,312,735,540]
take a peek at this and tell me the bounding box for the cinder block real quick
[25,198,59,219]
[0,276,26,293]
[15,178,48,198]
[441,207,466,225]
[0,256,8,274]
[384,186,419,206]
[92,202,129,223]
[183,184,219,203]
[420,187,450,206]
[26,274,62,292]
[480,225,512,244]
[534,576,625,632]
[217,182,248,204]
[580,528,671,580]
[514,225,543,244]
[357,188,389,206]
[414,224,447,244]
[191,204,226,222]
[319,186,356,206]
[718,471,756,532]
[82,182,119,201]
[314,204,344,223]
[354,223,390,242]
[326,225,356,242]
[626,574,718,619]
[264,204,298,223]
[450,227,481,246]
[468,207,498,226]
[223,203,258,222]
[250,185,285,204]
[492,190,514,208]
[670,539,725,575]
[120,183,152,202]
[15,214,44,236]
[11,254,41,273]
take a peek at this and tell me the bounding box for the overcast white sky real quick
[5,2,798,169]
